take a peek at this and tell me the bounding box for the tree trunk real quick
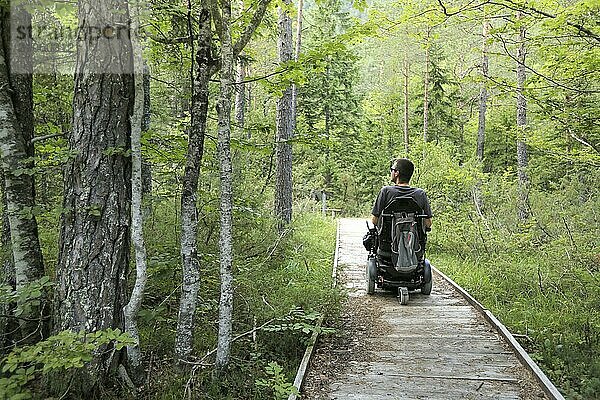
[54,0,133,389]
[274,0,294,229]
[403,51,409,156]
[234,0,246,140]
[477,19,489,164]
[215,0,235,369]
[324,100,332,189]
[291,0,303,135]
[123,0,148,379]
[141,63,153,217]
[1,176,11,282]
[423,30,430,144]
[175,0,269,362]
[0,173,13,345]
[234,57,246,136]
[0,4,46,342]
[175,1,212,362]
[474,17,490,215]
[516,12,529,221]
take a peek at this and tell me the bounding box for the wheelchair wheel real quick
[421,280,432,295]
[366,258,376,295]
[421,259,432,295]
[398,287,409,305]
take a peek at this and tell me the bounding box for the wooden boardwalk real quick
[300,218,562,400]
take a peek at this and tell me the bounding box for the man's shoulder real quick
[378,185,397,196]
[411,187,427,195]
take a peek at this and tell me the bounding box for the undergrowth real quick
[136,199,339,399]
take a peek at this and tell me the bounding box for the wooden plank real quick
[357,361,520,380]
[371,351,518,365]
[329,375,522,399]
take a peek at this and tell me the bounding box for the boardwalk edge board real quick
[287,219,341,400]
[432,266,565,400]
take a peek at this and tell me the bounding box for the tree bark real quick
[403,51,410,156]
[232,0,246,139]
[175,1,212,362]
[274,0,294,229]
[174,0,270,362]
[141,63,153,217]
[477,19,489,164]
[123,0,147,379]
[291,0,303,135]
[423,29,430,144]
[234,56,246,136]
[54,0,133,389]
[516,12,529,221]
[474,16,490,214]
[215,0,235,369]
[0,4,46,342]
[0,172,12,345]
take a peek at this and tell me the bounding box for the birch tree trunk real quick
[175,0,270,362]
[477,19,489,163]
[474,16,490,215]
[123,0,147,378]
[55,0,133,390]
[175,1,212,361]
[274,0,294,229]
[516,13,530,221]
[0,5,46,341]
[215,0,235,369]
[234,57,246,136]
[403,51,409,156]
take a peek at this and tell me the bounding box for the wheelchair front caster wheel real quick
[398,287,409,305]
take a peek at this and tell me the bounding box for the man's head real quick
[390,158,414,184]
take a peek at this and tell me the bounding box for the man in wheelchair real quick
[364,158,433,302]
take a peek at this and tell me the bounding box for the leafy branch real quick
[436,0,600,43]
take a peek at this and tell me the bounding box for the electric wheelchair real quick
[363,196,432,304]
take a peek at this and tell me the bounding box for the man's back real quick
[371,185,432,219]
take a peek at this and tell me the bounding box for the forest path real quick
[301,218,550,400]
